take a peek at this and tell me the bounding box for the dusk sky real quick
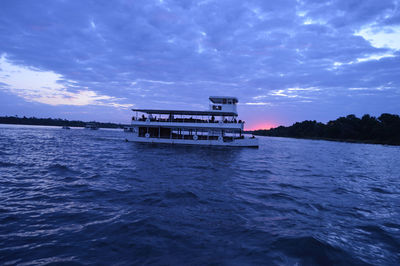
[0,0,399,129]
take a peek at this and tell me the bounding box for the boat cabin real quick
[209,96,238,115]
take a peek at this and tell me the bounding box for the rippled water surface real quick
[0,124,399,265]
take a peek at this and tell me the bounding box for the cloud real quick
[0,0,399,127]
[244,102,273,106]
[0,55,132,108]
[252,87,320,99]
[355,25,400,50]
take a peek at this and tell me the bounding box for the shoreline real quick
[251,134,400,146]
[0,116,127,129]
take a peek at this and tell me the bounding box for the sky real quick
[0,0,399,130]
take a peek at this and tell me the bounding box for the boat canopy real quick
[209,96,238,104]
[131,109,238,116]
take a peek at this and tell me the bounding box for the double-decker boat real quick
[124,96,258,147]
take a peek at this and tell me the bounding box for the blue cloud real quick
[0,0,399,127]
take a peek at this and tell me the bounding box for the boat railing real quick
[132,117,244,124]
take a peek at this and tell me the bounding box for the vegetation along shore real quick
[249,113,400,146]
[0,116,127,129]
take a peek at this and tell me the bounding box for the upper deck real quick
[130,96,244,130]
[131,109,237,117]
[132,96,239,116]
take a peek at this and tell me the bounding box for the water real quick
[0,124,399,265]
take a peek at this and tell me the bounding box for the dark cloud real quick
[0,0,399,127]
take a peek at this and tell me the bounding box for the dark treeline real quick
[0,116,127,128]
[250,113,400,145]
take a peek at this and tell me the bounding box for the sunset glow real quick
[246,122,278,131]
[0,0,399,126]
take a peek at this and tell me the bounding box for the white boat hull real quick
[124,134,258,148]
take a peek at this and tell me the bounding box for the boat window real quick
[223,99,227,104]
[212,105,222,110]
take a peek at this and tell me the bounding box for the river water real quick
[0,125,399,265]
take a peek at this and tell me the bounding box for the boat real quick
[62,125,70,129]
[124,96,258,147]
[85,122,99,130]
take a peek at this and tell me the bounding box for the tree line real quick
[250,113,400,145]
[0,116,127,129]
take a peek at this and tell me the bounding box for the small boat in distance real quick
[62,125,70,130]
[124,96,258,147]
[85,122,99,130]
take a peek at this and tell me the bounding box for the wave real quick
[272,236,370,265]
[358,225,400,250]
[258,192,294,201]
[369,187,392,194]
[48,163,71,171]
[278,183,310,192]
[46,163,81,176]
[164,191,198,200]
[0,161,15,167]
[138,191,199,207]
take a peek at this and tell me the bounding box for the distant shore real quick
[246,134,400,146]
[0,116,127,129]
[247,113,400,146]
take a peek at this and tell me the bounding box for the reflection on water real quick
[0,124,399,265]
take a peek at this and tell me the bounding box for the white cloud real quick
[356,53,396,63]
[355,25,400,50]
[348,86,393,91]
[332,53,396,68]
[252,95,267,100]
[131,79,175,85]
[244,102,272,106]
[90,20,96,29]
[287,87,320,92]
[269,89,301,98]
[0,55,132,108]
[348,87,369,91]
[267,87,320,99]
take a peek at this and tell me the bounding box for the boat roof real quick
[132,109,238,116]
[209,96,238,104]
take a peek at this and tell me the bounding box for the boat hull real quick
[124,134,258,148]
